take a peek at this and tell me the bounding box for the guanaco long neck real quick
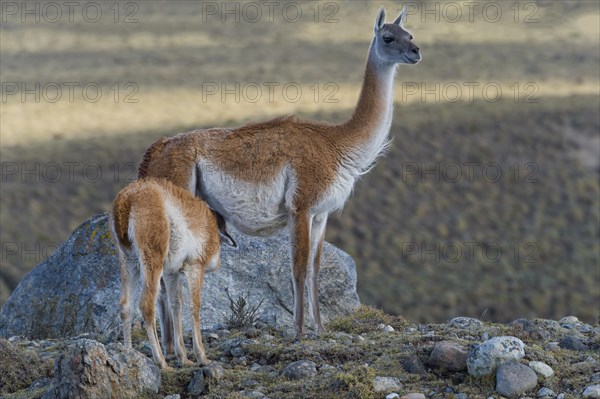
[338,38,397,174]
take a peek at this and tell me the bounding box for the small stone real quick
[242,379,259,388]
[427,341,468,372]
[241,390,265,398]
[556,394,565,399]
[377,323,386,330]
[591,372,600,383]
[455,394,468,399]
[320,364,336,372]
[207,333,219,341]
[537,387,555,397]
[164,395,181,399]
[355,335,365,342]
[467,336,526,377]
[373,376,403,393]
[187,370,206,396]
[383,325,395,332]
[233,356,248,366]
[583,385,600,398]
[545,342,560,352]
[400,394,426,399]
[231,346,247,357]
[283,328,296,338]
[559,316,579,325]
[403,354,427,375]
[559,335,587,351]
[28,377,52,391]
[250,363,262,372]
[386,394,400,399]
[529,361,554,378]
[203,363,225,381]
[496,362,538,398]
[449,317,483,328]
[282,360,317,380]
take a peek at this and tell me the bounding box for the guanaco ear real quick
[220,231,237,248]
[374,6,386,32]
[393,5,407,26]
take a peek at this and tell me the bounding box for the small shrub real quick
[225,289,264,330]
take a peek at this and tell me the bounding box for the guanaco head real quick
[373,6,420,65]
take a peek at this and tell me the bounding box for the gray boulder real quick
[49,339,161,399]
[467,336,525,377]
[0,213,360,341]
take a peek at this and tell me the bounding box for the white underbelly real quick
[199,163,291,236]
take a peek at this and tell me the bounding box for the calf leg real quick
[118,249,133,348]
[187,266,209,365]
[139,257,169,369]
[157,281,174,355]
[163,271,192,366]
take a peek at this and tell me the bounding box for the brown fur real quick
[110,178,221,368]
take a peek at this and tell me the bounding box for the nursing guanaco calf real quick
[110,177,221,369]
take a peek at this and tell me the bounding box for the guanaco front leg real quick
[290,211,312,340]
[308,213,327,334]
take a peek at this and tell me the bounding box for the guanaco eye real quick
[383,36,394,44]
[409,35,413,40]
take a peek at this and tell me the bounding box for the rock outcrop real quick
[0,213,360,341]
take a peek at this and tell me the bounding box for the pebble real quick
[559,335,587,351]
[496,362,538,398]
[455,394,468,399]
[402,354,427,375]
[427,341,468,372]
[282,360,317,380]
[583,385,600,398]
[545,342,560,352]
[467,336,525,377]
[386,394,400,399]
[187,370,206,396]
[591,372,600,383]
[250,363,262,372]
[378,324,395,332]
[559,316,579,326]
[537,387,555,397]
[557,394,565,399]
[449,317,483,328]
[400,394,426,399]
[320,364,336,372]
[528,361,554,378]
[164,395,180,399]
[373,376,403,393]
[242,378,259,388]
[241,390,265,398]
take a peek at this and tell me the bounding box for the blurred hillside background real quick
[1,0,598,324]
